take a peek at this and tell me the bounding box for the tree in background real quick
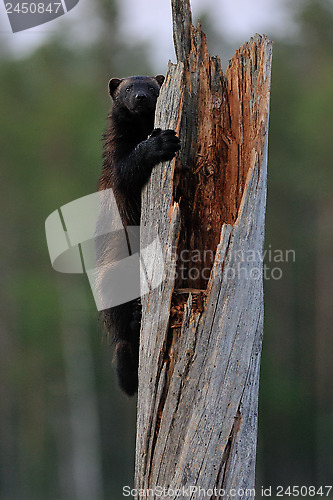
[0,0,151,498]
[259,0,333,487]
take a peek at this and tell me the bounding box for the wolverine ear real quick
[109,78,122,98]
[155,75,165,87]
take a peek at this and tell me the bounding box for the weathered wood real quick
[135,0,272,496]
[171,0,192,63]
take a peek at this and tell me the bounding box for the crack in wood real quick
[220,409,243,490]
[208,410,243,500]
[147,295,202,486]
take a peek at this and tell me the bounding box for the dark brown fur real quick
[96,75,180,395]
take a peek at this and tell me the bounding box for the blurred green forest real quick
[0,0,332,498]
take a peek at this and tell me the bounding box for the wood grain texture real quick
[135,3,272,495]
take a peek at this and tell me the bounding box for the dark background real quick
[0,0,332,498]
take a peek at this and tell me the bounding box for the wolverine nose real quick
[135,93,147,101]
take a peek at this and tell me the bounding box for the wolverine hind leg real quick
[115,338,139,396]
[102,299,141,395]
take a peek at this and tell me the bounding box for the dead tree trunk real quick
[136,0,272,496]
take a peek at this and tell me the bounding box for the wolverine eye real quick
[126,86,131,92]
[149,87,156,92]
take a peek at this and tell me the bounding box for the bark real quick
[135,0,272,496]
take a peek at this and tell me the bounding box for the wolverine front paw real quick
[150,128,181,162]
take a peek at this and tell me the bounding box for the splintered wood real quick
[136,0,272,495]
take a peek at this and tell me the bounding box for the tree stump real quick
[135,0,272,496]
